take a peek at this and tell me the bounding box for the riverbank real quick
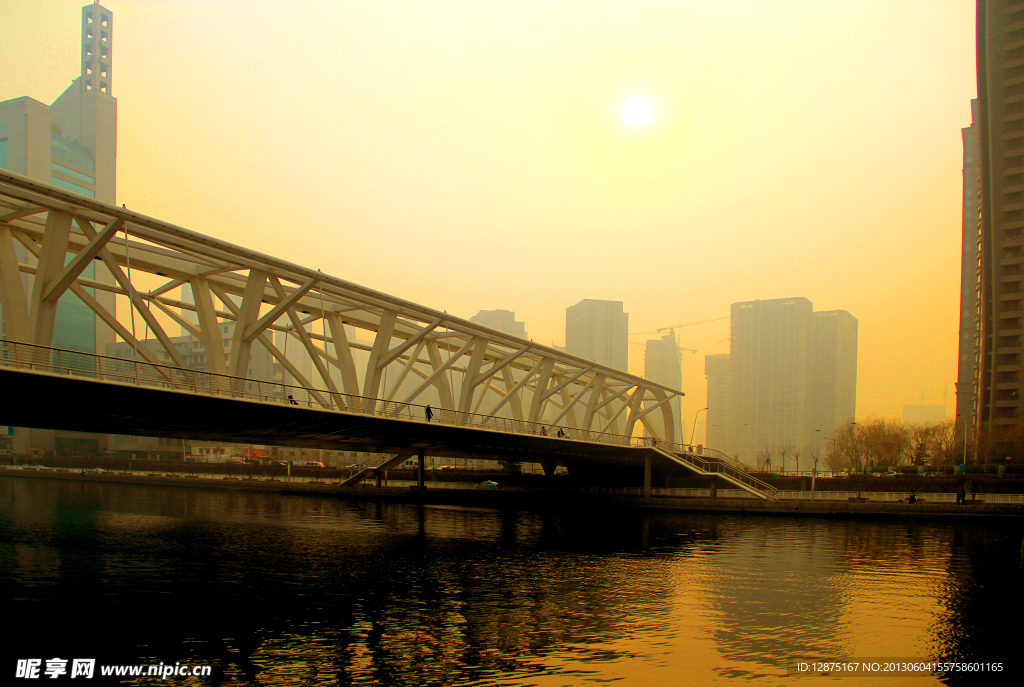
[3,466,1021,520]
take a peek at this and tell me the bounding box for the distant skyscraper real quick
[976,1,1024,432]
[0,2,118,456]
[565,299,628,371]
[956,99,981,447]
[705,353,732,454]
[1,3,117,204]
[644,333,682,442]
[0,1,117,356]
[470,309,528,339]
[706,298,858,464]
[808,310,858,448]
[730,298,814,462]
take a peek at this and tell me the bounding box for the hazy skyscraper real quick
[730,298,814,462]
[643,332,682,442]
[705,353,732,454]
[470,309,527,340]
[976,1,1024,432]
[1,3,117,204]
[565,299,628,371]
[0,2,118,456]
[707,298,858,464]
[808,310,858,447]
[0,1,117,353]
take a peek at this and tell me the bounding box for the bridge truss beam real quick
[0,169,684,442]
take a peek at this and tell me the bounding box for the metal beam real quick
[42,217,122,304]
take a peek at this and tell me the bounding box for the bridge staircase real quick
[651,444,777,500]
[340,453,414,487]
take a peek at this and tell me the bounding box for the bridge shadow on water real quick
[0,477,1021,685]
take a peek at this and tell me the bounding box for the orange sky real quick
[1,0,977,442]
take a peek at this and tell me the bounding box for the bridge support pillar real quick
[375,470,382,488]
[643,454,652,499]
[709,476,717,500]
[417,449,425,490]
[541,460,557,477]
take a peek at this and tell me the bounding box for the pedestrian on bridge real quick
[425,405,433,423]
[557,427,565,438]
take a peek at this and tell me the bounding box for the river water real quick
[0,477,1020,686]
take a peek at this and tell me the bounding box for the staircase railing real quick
[652,447,777,500]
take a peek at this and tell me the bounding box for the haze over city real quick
[0,0,977,440]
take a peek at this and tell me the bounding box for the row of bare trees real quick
[751,418,959,473]
[822,417,956,472]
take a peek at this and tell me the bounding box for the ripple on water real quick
[0,479,1021,685]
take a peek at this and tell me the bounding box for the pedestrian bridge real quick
[0,341,776,499]
[0,168,775,499]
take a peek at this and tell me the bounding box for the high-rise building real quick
[0,3,116,204]
[957,99,982,447]
[643,333,682,442]
[0,3,118,457]
[565,299,628,371]
[808,310,859,447]
[0,1,117,358]
[706,298,858,464]
[976,0,1024,431]
[469,309,528,339]
[730,298,814,462]
[705,354,732,453]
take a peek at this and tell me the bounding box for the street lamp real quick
[690,407,708,446]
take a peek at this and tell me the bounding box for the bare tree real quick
[908,423,934,465]
[757,446,776,473]
[826,424,856,471]
[777,441,792,475]
[932,417,956,471]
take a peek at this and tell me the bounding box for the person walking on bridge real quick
[425,405,433,423]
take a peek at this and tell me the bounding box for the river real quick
[0,477,1020,685]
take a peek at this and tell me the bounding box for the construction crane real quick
[629,315,728,336]
[630,342,698,354]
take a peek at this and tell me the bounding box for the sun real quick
[620,95,656,128]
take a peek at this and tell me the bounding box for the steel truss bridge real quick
[0,169,775,499]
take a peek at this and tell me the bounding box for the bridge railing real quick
[649,443,777,499]
[639,437,751,474]
[0,340,701,452]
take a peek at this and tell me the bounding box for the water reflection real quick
[0,477,1020,685]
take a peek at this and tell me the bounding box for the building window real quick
[50,176,95,198]
[51,162,95,186]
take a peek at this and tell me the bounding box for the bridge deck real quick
[1,343,774,499]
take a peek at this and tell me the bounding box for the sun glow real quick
[620,95,656,128]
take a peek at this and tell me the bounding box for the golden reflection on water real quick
[0,478,1019,686]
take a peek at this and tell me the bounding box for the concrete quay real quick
[2,467,1021,520]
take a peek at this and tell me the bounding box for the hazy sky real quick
[1,0,977,440]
